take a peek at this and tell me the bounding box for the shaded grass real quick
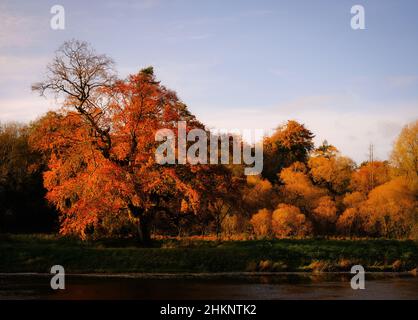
[0,234,417,273]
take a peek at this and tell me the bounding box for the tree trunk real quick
[215,215,221,240]
[128,203,151,246]
[137,215,151,246]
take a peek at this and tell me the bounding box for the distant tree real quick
[250,208,272,239]
[336,192,366,236]
[262,120,314,183]
[336,208,360,237]
[360,177,416,238]
[242,175,276,214]
[201,165,244,239]
[312,196,338,234]
[391,120,418,192]
[279,162,326,214]
[0,122,57,233]
[271,203,312,238]
[313,140,338,159]
[308,144,355,195]
[221,214,246,240]
[350,161,391,194]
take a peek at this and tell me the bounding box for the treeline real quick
[0,123,58,233]
[0,40,417,241]
[1,119,416,240]
[245,120,417,240]
[161,120,418,240]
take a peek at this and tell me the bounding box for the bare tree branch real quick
[32,39,116,158]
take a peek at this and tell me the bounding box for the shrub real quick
[271,204,312,238]
[313,196,338,232]
[221,214,246,240]
[250,209,272,239]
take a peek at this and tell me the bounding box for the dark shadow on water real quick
[0,273,417,300]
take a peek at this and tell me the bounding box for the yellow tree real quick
[360,177,416,238]
[279,162,326,214]
[272,203,312,238]
[350,161,391,194]
[391,120,418,192]
[308,143,355,195]
[336,192,366,236]
[312,196,338,234]
[242,175,276,213]
[250,208,272,239]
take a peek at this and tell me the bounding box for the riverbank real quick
[1,234,417,273]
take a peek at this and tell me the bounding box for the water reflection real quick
[0,273,417,300]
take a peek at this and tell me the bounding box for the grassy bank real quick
[0,234,417,273]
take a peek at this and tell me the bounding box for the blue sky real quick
[0,0,417,163]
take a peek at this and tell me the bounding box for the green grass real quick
[0,234,417,273]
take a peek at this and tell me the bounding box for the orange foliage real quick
[279,162,326,212]
[31,70,207,239]
[350,161,391,194]
[28,41,417,241]
[272,204,312,238]
[336,192,366,236]
[308,154,354,194]
[262,120,314,182]
[243,175,276,212]
[250,209,272,239]
[312,196,338,233]
[360,177,417,238]
[391,120,418,192]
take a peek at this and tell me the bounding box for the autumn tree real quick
[312,196,338,234]
[250,208,272,239]
[31,40,213,244]
[350,161,391,194]
[360,177,417,238]
[391,120,418,192]
[262,120,314,183]
[279,162,326,214]
[313,140,338,159]
[199,165,244,239]
[271,203,312,238]
[336,191,366,236]
[242,175,277,214]
[308,142,354,195]
[221,214,246,240]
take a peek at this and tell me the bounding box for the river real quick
[0,273,417,300]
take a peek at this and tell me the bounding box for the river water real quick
[0,273,417,300]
